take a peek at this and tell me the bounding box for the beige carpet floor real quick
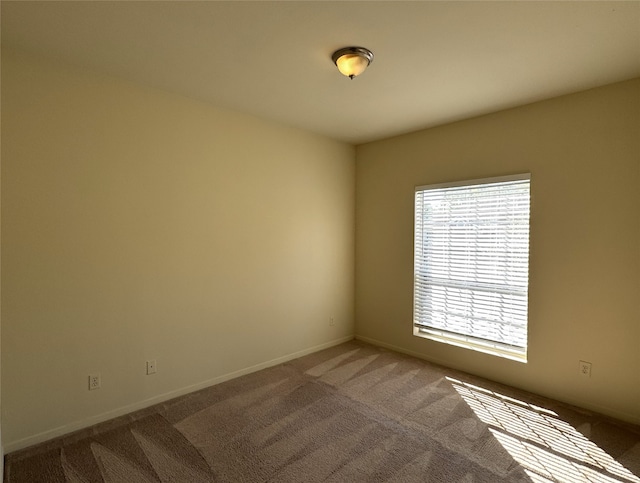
[5,340,640,482]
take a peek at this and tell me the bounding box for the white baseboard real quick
[5,335,355,454]
[355,335,640,427]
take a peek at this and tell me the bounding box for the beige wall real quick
[0,50,3,477]
[355,79,640,424]
[1,49,355,450]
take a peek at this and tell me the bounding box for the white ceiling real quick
[3,1,640,144]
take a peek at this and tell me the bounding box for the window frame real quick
[412,173,531,362]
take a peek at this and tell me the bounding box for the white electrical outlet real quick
[146,360,157,375]
[329,317,335,327]
[89,373,101,390]
[579,360,592,378]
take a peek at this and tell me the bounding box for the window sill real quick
[413,327,527,363]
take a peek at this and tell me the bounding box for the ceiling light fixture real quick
[331,47,374,79]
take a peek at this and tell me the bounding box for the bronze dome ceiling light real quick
[332,47,374,79]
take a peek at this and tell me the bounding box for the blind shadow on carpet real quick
[6,340,640,482]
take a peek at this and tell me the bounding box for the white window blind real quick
[413,174,531,361]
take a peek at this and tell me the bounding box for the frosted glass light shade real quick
[336,54,369,78]
[332,47,374,79]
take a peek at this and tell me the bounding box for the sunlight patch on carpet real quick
[447,377,640,483]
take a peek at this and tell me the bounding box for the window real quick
[413,174,531,361]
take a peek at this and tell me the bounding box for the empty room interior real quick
[1,1,639,482]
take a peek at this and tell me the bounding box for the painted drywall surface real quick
[0,57,3,478]
[1,49,355,448]
[355,79,640,424]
